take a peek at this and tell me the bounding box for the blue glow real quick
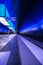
[0,4,5,16]
[6,7,10,17]
[0,22,9,32]
[0,28,8,32]
[0,3,16,32]
[19,0,43,33]
[5,4,16,31]
[20,19,43,33]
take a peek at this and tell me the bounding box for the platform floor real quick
[0,34,43,65]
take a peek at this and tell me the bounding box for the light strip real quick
[0,17,9,25]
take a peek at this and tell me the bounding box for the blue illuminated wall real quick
[0,22,9,32]
[20,0,43,33]
[0,0,16,32]
[0,0,43,33]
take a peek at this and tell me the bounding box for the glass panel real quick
[0,4,5,16]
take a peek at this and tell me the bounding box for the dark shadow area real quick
[21,34,43,49]
[19,29,43,42]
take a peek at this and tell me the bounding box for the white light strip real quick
[19,35,43,65]
[0,17,9,25]
[8,27,16,32]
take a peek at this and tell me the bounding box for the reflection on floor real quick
[0,34,43,65]
[0,34,15,50]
